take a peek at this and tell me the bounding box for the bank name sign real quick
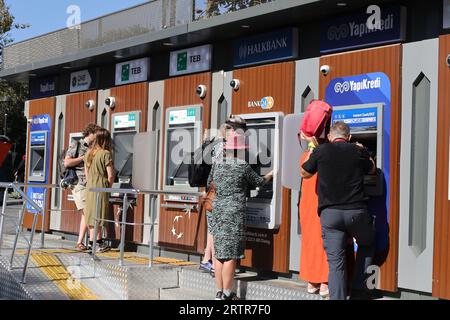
[115,57,150,85]
[170,45,212,76]
[320,5,406,54]
[234,28,298,67]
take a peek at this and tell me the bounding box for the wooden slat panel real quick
[433,35,450,300]
[231,62,295,273]
[158,72,212,253]
[319,45,402,292]
[108,83,148,243]
[60,91,98,234]
[24,97,56,231]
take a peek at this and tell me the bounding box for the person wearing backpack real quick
[64,123,100,251]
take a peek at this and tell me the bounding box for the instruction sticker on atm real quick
[332,107,378,132]
[114,114,136,129]
[30,132,46,145]
[169,109,196,125]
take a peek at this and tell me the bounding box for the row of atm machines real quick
[25,88,384,277]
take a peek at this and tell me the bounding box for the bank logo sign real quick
[115,57,150,85]
[334,77,382,94]
[170,44,212,76]
[30,76,56,99]
[321,5,406,54]
[234,28,298,67]
[248,96,274,110]
[70,69,97,93]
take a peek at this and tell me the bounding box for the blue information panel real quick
[332,107,378,132]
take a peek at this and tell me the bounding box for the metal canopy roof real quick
[0,0,394,82]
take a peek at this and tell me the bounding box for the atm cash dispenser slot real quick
[163,105,203,203]
[28,131,48,182]
[331,103,384,196]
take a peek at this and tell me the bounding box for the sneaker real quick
[199,261,213,273]
[96,242,111,253]
[223,292,240,300]
[215,291,224,300]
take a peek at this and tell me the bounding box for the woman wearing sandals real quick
[84,128,115,253]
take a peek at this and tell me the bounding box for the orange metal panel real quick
[24,97,56,232]
[231,62,295,274]
[433,35,450,300]
[158,72,212,254]
[319,44,402,292]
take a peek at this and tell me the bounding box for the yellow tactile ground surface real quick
[30,253,98,300]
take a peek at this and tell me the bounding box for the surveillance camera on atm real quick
[230,79,240,91]
[85,100,95,111]
[105,97,116,109]
[196,85,207,99]
[320,65,330,76]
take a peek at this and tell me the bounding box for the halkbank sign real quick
[170,44,212,76]
[320,5,406,53]
[234,28,298,67]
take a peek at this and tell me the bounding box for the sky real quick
[6,0,149,43]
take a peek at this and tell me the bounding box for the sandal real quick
[76,243,88,251]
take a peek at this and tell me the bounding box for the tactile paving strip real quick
[30,253,98,300]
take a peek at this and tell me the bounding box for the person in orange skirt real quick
[299,133,329,298]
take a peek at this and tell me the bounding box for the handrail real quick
[89,187,203,267]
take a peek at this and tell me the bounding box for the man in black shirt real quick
[301,121,376,300]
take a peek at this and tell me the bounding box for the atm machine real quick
[65,132,83,202]
[238,112,284,230]
[28,131,48,182]
[331,103,384,196]
[163,105,203,203]
[111,111,141,200]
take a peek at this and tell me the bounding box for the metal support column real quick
[0,186,9,251]
[119,193,128,267]
[91,192,101,261]
[148,195,156,268]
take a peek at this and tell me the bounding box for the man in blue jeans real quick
[300,121,376,300]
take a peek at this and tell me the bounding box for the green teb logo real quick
[177,52,188,71]
[187,108,196,117]
[121,64,130,81]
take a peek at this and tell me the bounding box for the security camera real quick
[447,54,450,68]
[320,65,330,76]
[27,119,32,124]
[85,100,95,111]
[230,79,240,91]
[196,85,207,99]
[105,97,116,109]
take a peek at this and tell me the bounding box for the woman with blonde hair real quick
[84,128,115,253]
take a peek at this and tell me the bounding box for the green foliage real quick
[197,0,274,19]
[0,0,29,160]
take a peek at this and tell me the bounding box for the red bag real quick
[300,100,333,138]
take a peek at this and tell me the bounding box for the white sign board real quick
[169,44,212,76]
[115,58,150,86]
[168,109,197,125]
[70,69,93,93]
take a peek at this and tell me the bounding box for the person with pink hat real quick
[207,130,273,300]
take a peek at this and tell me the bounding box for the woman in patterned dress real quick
[207,131,273,300]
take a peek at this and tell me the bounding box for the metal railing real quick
[0,182,48,283]
[89,187,203,267]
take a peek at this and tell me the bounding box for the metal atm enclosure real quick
[163,105,203,202]
[331,103,384,196]
[28,131,48,182]
[238,112,283,230]
[111,111,141,194]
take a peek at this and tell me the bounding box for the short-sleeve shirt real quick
[302,141,374,215]
[66,138,89,186]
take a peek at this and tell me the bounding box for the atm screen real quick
[30,148,45,173]
[166,127,196,186]
[113,132,134,178]
[245,121,275,176]
[244,120,275,200]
